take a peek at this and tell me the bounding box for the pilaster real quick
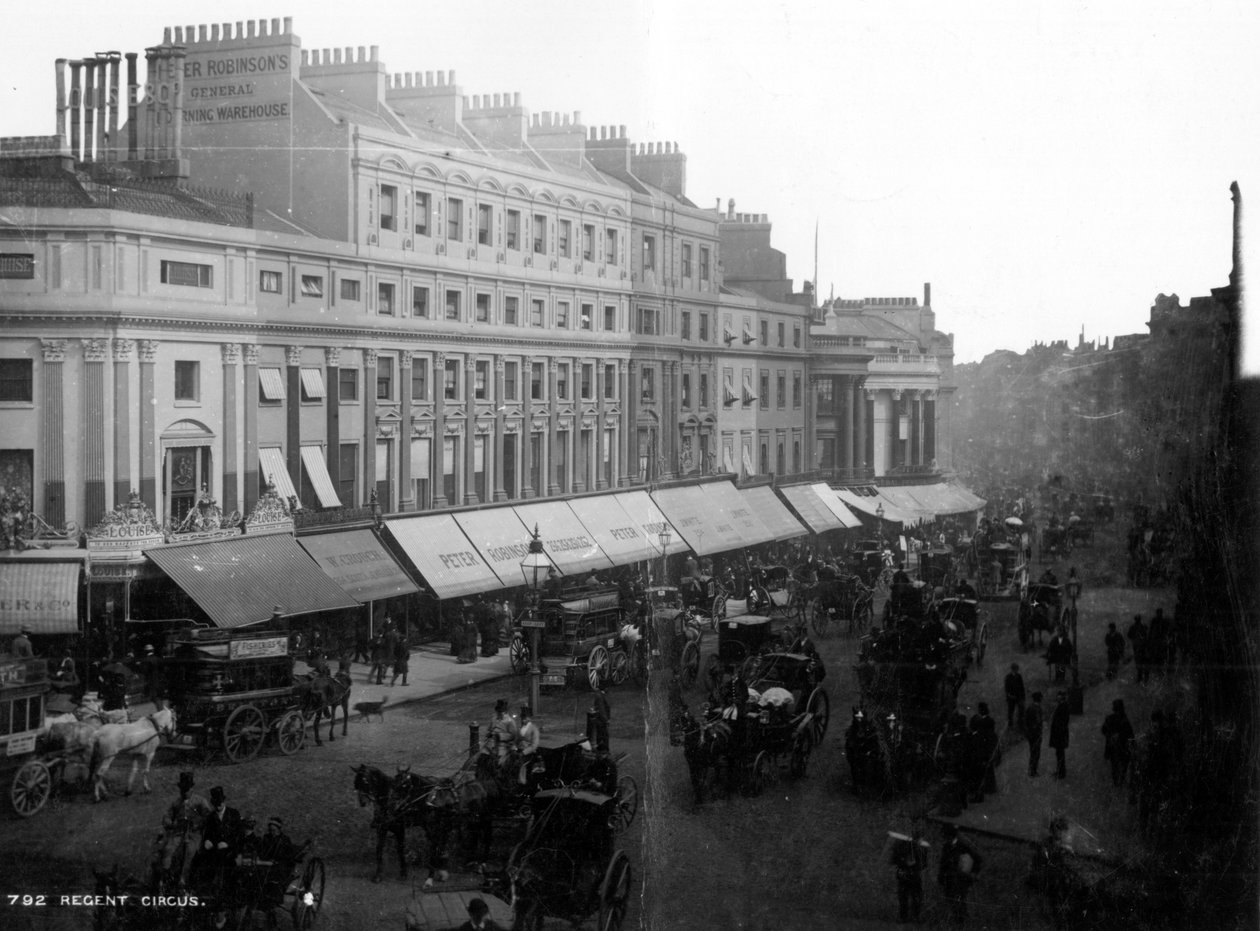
[39,340,67,526]
[137,338,157,514]
[464,356,479,505]
[82,338,108,527]
[431,351,446,507]
[493,357,507,501]
[242,344,259,512]
[220,343,240,513]
[324,346,341,505]
[285,345,303,498]
[398,351,413,511]
[112,339,133,509]
[363,348,378,508]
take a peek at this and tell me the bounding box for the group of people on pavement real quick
[890,821,985,925]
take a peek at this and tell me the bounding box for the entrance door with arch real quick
[161,419,215,524]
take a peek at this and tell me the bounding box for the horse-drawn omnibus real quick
[511,590,641,691]
[3,654,53,816]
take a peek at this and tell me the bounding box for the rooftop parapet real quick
[300,45,382,69]
[165,18,294,45]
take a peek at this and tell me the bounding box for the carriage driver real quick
[158,771,212,886]
[517,706,541,790]
[487,699,519,770]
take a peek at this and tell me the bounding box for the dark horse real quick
[297,671,351,745]
[670,705,737,804]
[352,764,452,884]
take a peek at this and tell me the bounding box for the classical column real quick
[840,376,855,474]
[625,359,638,486]
[82,338,108,527]
[660,360,673,480]
[431,351,446,507]
[493,357,507,501]
[889,389,902,471]
[220,343,240,513]
[324,347,341,505]
[520,356,533,499]
[242,344,259,512]
[618,361,631,487]
[363,349,378,508]
[39,340,67,526]
[923,390,936,465]
[112,339,133,509]
[803,375,817,474]
[855,381,869,473]
[595,360,609,490]
[398,351,414,511]
[137,339,157,513]
[464,357,479,505]
[285,345,303,497]
[574,355,587,492]
[546,359,561,496]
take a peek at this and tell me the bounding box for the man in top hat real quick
[457,896,504,931]
[159,771,211,887]
[191,786,242,887]
[10,627,33,659]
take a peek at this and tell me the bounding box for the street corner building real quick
[0,16,978,645]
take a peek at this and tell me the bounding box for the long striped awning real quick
[739,485,809,542]
[298,529,418,602]
[299,446,341,508]
[698,481,776,546]
[0,561,80,634]
[778,484,847,534]
[810,483,864,529]
[386,514,505,600]
[259,447,298,502]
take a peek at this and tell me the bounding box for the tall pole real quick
[529,589,541,715]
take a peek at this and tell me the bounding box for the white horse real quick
[88,704,177,802]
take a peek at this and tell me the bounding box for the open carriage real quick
[677,574,729,630]
[745,564,805,621]
[217,831,326,931]
[510,591,640,691]
[918,548,957,592]
[642,586,704,690]
[937,597,989,667]
[703,614,809,687]
[851,540,893,590]
[807,571,874,638]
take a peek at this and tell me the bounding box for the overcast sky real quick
[2,0,1255,366]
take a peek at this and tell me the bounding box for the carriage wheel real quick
[751,585,771,616]
[597,851,632,931]
[976,623,989,666]
[808,598,832,639]
[747,751,773,797]
[223,705,266,763]
[587,645,610,690]
[852,596,873,636]
[613,775,638,833]
[11,760,51,818]
[294,857,325,924]
[509,635,531,675]
[276,710,306,756]
[789,727,814,778]
[608,649,630,686]
[807,687,830,742]
[710,594,727,629]
[679,640,700,690]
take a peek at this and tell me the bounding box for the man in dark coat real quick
[591,687,611,753]
[191,786,242,888]
[1024,692,1045,777]
[1044,628,1072,683]
[390,630,410,687]
[1104,622,1125,680]
[938,823,983,924]
[10,627,34,659]
[1101,699,1136,787]
[1128,615,1150,684]
[892,828,928,924]
[1048,691,1071,779]
[1004,663,1026,730]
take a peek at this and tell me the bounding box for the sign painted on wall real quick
[184,54,292,80]
[228,636,289,660]
[0,254,35,279]
[184,101,290,124]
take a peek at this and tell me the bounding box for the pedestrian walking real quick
[1049,690,1071,779]
[1104,622,1125,680]
[891,828,928,924]
[517,705,541,791]
[938,823,983,925]
[1127,614,1150,684]
[1024,692,1045,777]
[390,630,410,687]
[1101,698,1135,787]
[1044,628,1072,684]
[352,630,371,665]
[1004,663,1026,730]
[458,611,479,664]
[369,633,389,685]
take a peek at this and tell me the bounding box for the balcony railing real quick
[869,353,940,373]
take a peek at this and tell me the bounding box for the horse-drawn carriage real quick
[975,542,1024,600]
[851,540,893,590]
[201,828,327,930]
[4,654,60,817]
[806,570,874,638]
[937,597,989,667]
[510,590,643,691]
[745,564,805,621]
[1066,515,1094,548]
[1019,582,1067,649]
[677,573,730,630]
[1041,525,1073,561]
[884,579,936,626]
[703,614,810,687]
[642,586,704,689]
[918,547,957,592]
[160,627,347,763]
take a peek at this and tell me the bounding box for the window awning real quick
[738,485,808,542]
[779,484,847,534]
[697,481,776,546]
[259,447,297,502]
[299,446,342,508]
[513,501,614,577]
[741,447,756,475]
[299,368,325,399]
[877,483,987,521]
[298,529,418,602]
[723,380,738,404]
[453,509,540,591]
[0,561,80,634]
[145,534,358,629]
[567,495,657,567]
[877,486,936,522]
[741,378,757,403]
[834,488,915,526]
[743,324,755,343]
[651,484,745,556]
[385,514,505,600]
[810,483,864,529]
[610,490,687,557]
[259,368,286,400]
[722,448,736,473]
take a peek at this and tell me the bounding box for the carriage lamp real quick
[876,503,885,545]
[658,529,672,586]
[1065,570,1084,715]
[520,525,551,714]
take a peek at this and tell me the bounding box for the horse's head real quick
[150,704,177,738]
[352,764,386,807]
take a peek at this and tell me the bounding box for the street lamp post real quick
[876,503,885,546]
[519,524,551,715]
[658,528,672,587]
[1066,567,1084,715]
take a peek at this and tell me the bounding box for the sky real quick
[1,0,1256,366]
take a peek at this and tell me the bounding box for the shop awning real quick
[386,514,505,600]
[651,484,745,556]
[698,481,776,546]
[299,446,342,508]
[779,484,847,534]
[145,534,358,629]
[835,488,916,526]
[298,529,418,602]
[878,486,937,522]
[610,490,687,556]
[567,495,658,567]
[453,509,539,591]
[513,501,614,577]
[259,447,298,502]
[739,485,808,542]
[810,483,864,529]
[0,561,80,634]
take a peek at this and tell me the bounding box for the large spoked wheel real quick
[613,775,638,833]
[851,596,873,636]
[292,856,325,929]
[976,623,989,666]
[747,751,773,797]
[807,687,831,741]
[710,594,727,629]
[608,649,630,686]
[223,704,266,763]
[809,597,832,638]
[587,645,610,690]
[510,635,530,675]
[750,585,771,615]
[276,710,306,756]
[597,851,632,931]
[789,726,814,778]
[11,760,52,817]
[679,640,700,690]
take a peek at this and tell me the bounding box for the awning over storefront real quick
[0,561,80,634]
[810,483,864,529]
[299,446,342,508]
[386,514,505,600]
[610,490,687,557]
[453,509,540,591]
[695,481,776,546]
[298,529,418,602]
[259,447,298,502]
[567,495,658,567]
[739,485,809,542]
[835,488,916,526]
[876,484,987,521]
[778,484,847,534]
[145,534,358,629]
[651,485,745,556]
[513,501,614,577]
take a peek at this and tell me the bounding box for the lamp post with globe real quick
[519,525,551,714]
[658,528,672,587]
